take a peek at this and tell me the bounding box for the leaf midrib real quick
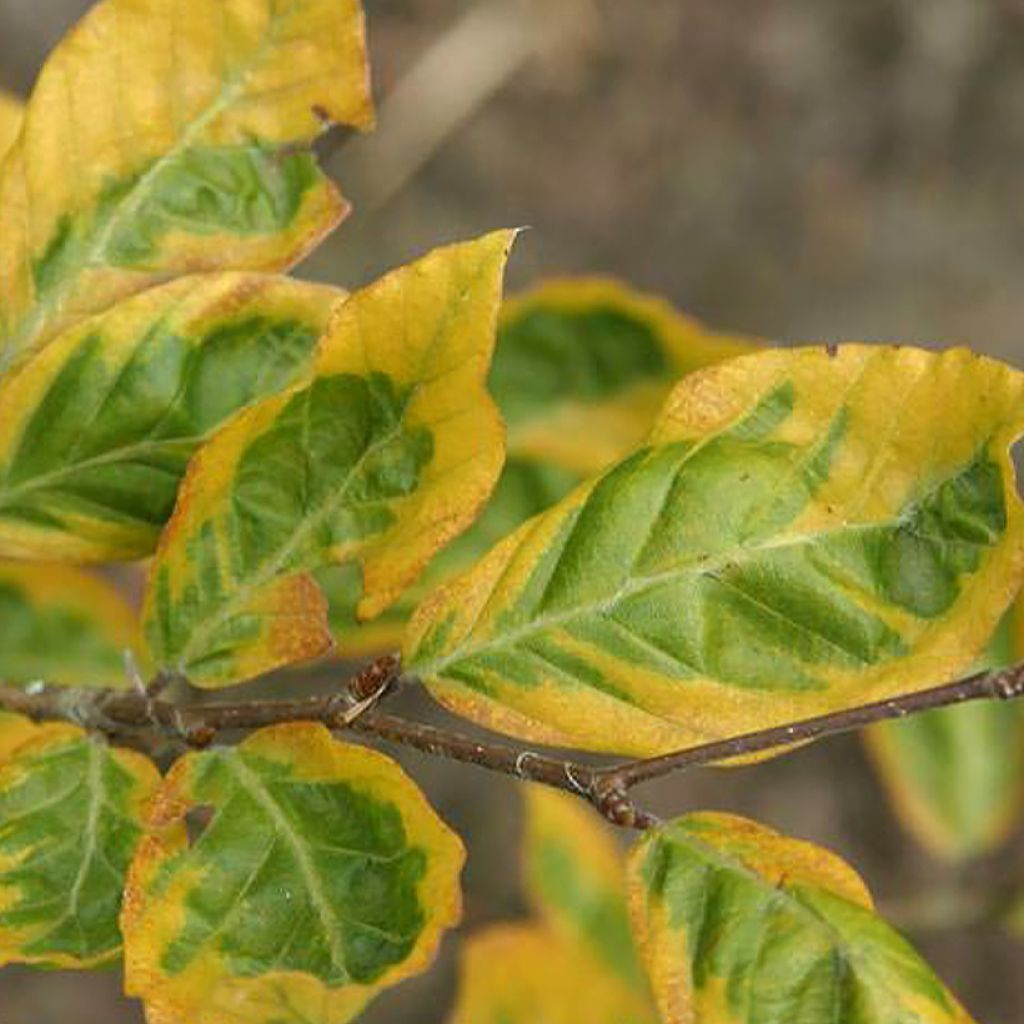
[414,515,903,678]
[176,407,409,669]
[224,755,352,982]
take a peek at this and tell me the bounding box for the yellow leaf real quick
[0,0,372,368]
[143,231,514,686]
[407,345,1024,756]
[123,723,464,1024]
[522,785,647,992]
[449,924,657,1024]
[0,89,22,160]
[0,712,37,763]
[0,561,142,687]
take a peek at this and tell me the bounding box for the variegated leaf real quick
[0,561,141,687]
[325,277,746,656]
[143,232,514,686]
[320,456,581,657]
[628,812,974,1024]
[865,599,1024,860]
[448,924,657,1024]
[495,277,756,473]
[0,273,341,561]
[122,723,464,1024]
[0,723,160,968]
[0,0,372,368]
[407,346,1024,756]
[0,89,21,159]
[522,784,646,992]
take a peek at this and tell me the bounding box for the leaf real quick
[522,784,646,992]
[864,599,1024,860]
[407,345,1024,756]
[143,231,514,686]
[122,722,464,1024]
[0,89,21,160]
[448,924,657,1024]
[320,277,747,658]
[0,561,141,687]
[0,712,37,762]
[628,812,974,1024]
[323,279,748,657]
[0,724,160,968]
[494,277,757,473]
[0,273,341,561]
[320,456,581,657]
[0,0,372,368]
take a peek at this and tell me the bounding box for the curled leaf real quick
[0,724,160,968]
[0,0,372,366]
[628,812,974,1024]
[144,231,514,686]
[0,273,341,561]
[0,561,141,687]
[122,723,464,1024]
[408,346,1024,756]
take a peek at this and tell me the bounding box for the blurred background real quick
[3,0,1024,1021]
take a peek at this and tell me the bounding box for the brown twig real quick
[2,656,1024,830]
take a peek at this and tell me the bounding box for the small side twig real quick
[2,657,1024,831]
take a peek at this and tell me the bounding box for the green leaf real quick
[628,812,975,1024]
[864,599,1024,860]
[0,0,373,367]
[143,232,514,687]
[522,784,646,992]
[0,561,142,687]
[449,924,657,1024]
[0,274,340,562]
[495,276,756,473]
[407,345,1024,756]
[0,722,160,968]
[122,723,464,1024]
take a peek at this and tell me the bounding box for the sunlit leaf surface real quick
[408,346,1024,756]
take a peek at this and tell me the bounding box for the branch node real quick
[514,750,541,779]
